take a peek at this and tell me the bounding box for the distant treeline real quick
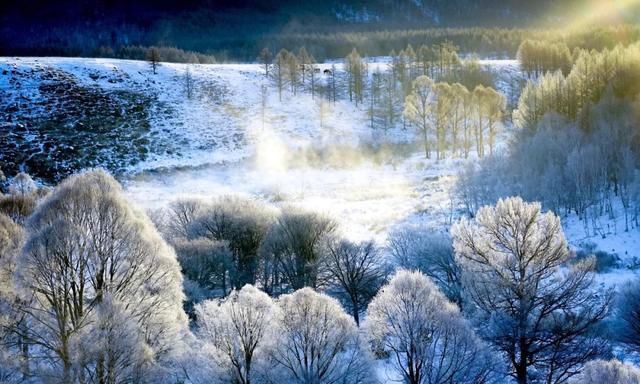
[3,24,640,62]
[100,45,217,64]
[262,25,640,60]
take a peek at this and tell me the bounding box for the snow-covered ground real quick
[1,56,638,286]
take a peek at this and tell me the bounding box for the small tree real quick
[184,66,194,99]
[258,47,272,77]
[146,47,161,74]
[196,285,276,384]
[345,48,366,106]
[188,196,272,289]
[273,49,288,101]
[326,239,387,325]
[388,229,462,306]
[260,209,336,291]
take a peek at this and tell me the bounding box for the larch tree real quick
[432,82,454,160]
[345,48,366,106]
[196,285,276,384]
[273,49,289,101]
[286,51,300,95]
[404,75,435,159]
[267,288,372,384]
[297,47,311,85]
[483,87,506,156]
[449,83,469,157]
[15,169,187,383]
[365,270,496,384]
[472,85,488,157]
[146,47,161,75]
[452,197,611,384]
[258,47,272,78]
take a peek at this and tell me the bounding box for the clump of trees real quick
[404,75,504,159]
[514,42,640,131]
[3,168,640,383]
[457,42,640,236]
[517,39,572,77]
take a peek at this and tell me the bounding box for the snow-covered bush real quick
[8,172,36,197]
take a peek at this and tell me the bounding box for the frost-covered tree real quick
[570,360,640,384]
[165,198,205,240]
[8,173,36,197]
[260,209,336,291]
[452,197,611,384]
[387,229,462,306]
[15,169,187,383]
[326,239,387,325]
[0,214,25,382]
[196,285,276,384]
[404,76,435,158]
[267,288,372,384]
[366,270,495,384]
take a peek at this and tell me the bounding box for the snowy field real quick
[1,56,638,287]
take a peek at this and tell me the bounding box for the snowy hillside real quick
[1,56,637,284]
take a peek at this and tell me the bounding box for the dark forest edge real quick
[3,25,640,62]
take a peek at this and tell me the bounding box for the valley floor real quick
[1,56,638,288]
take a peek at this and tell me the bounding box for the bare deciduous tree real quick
[260,209,336,291]
[326,239,387,325]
